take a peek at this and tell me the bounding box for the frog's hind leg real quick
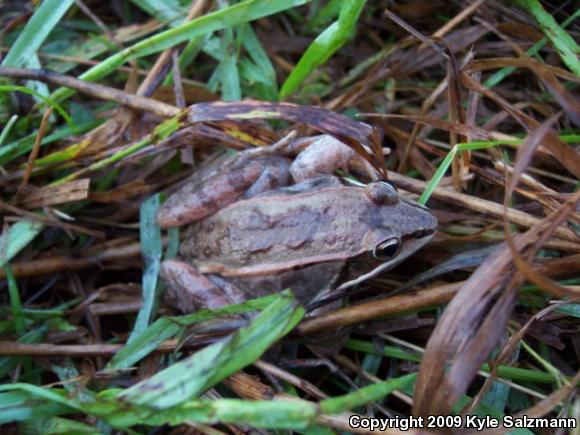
[157,155,290,228]
[160,260,246,312]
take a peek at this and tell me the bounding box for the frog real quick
[156,134,437,314]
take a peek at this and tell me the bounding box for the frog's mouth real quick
[335,230,436,292]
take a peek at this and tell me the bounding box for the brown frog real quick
[156,135,437,313]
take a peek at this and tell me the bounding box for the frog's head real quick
[339,181,437,291]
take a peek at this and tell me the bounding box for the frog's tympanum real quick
[157,135,437,314]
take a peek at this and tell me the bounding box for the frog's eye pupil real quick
[373,238,401,261]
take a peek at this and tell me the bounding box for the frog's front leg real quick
[157,155,290,228]
[290,135,378,182]
[161,260,247,312]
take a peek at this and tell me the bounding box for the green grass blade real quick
[0,221,44,269]
[87,396,318,429]
[238,24,278,99]
[107,294,280,370]
[95,374,415,429]
[512,0,580,76]
[555,303,580,318]
[346,339,421,362]
[279,0,365,99]
[164,227,180,260]
[46,23,162,74]
[0,120,100,165]
[107,318,181,370]
[25,55,50,101]
[0,383,81,413]
[0,115,18,146]
[120,290,304,408]
[50,0,310,103]
[191,399,316,429]
[0,391,72,424]
[175,35,207,75]
[0,85,75,128]
[307,0,343,31]
[128,194,163,342]
[239,24,276,85]
[1,0,75,68]
[480,379,511,413]
[320,373,416,414]
[1,384,315,429]
[129,0,184,23]
[418,145,458,205]
[347,339,558,384]
[33,417,102,435]
[418,140,528,205]
[302,425,336,435]
[218,26,241,100]
[4,266,25,335]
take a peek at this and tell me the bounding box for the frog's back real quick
[180,181,374,276]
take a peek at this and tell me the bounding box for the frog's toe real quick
[160,260,232,311]
[290,136,355,182]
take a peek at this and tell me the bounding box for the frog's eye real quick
[373,237,401,261]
